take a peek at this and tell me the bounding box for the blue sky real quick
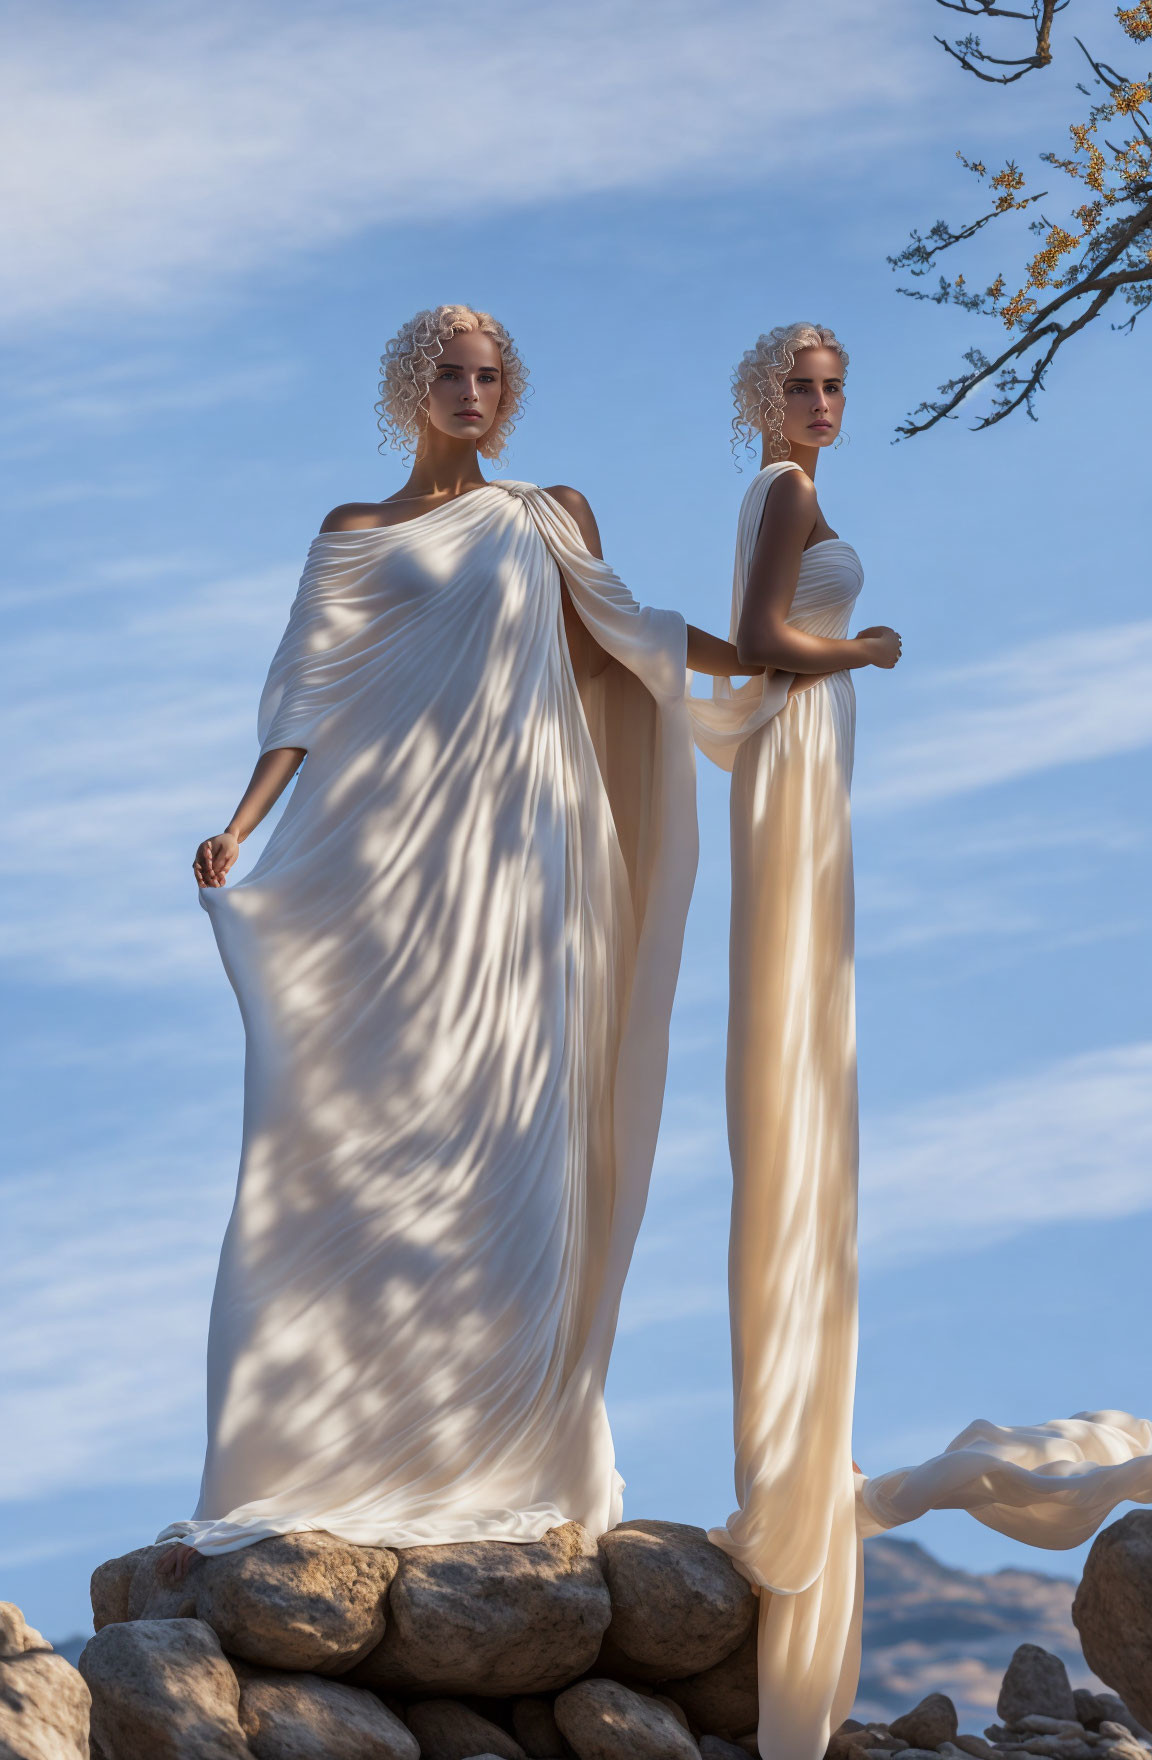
[3,0,1150,1639]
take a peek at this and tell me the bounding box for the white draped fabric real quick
[160,464,1152,1760]
[688,462,1152,1760]
[159,481,698,1555]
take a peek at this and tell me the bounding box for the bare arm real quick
[192,745,307,888]
[545,484,758,678]
[737,471,900,674]
[545,485,613,679]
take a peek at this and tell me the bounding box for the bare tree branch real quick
[933,0,1068,83]
[893,0,1152,436]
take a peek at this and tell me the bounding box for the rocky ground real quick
[1,1510,1149,1760]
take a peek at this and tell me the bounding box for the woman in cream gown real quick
[689,322,1152,1760]
[161,305,741,1567]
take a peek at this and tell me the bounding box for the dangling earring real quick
[834,430,850,450]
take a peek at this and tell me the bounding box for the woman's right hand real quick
[194,831,240,889]
[855,626,902,669]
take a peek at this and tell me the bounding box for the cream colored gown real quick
[162,465,1152,1760]
[159,482,698,1554]
[689,461,1152,1760]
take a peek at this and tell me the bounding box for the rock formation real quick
[1073,1512,1152,1733]
[8,1512,1152,1760]
[0,1600,90,1760]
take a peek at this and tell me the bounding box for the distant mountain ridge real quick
[857,1536,1105,1729]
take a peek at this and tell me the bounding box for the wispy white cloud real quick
[0,0,934,328]
[860,1043,1152,1267]
[857,622,1152,810]
[1,1021,238,1500]
[2,356,298,435]
[4,556,298,983]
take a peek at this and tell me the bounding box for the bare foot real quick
[157,1543,198,1582]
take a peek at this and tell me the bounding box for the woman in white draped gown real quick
[161,305,742,1573]
[689,322,1152,1760]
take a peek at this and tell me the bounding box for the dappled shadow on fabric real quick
[162,483,698,1556]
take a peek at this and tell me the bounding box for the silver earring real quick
[834,430,850,450]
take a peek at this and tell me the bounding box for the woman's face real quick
[779,345,845,452]
[423,329,504,445]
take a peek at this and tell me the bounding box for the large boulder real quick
[0,1602,91,1760]
[237,1667,418,1759]
[661,1625,758,1741]
[997,1645,1078,1726]
[352,1523,611,1695]
[91,1549,154,1632]
[79,1617,248,1759]
[406,1700,526,1760]
[595,1522,755,1681]
[111,1532,397,1672]
[1073,1512,1152,1730]
[890,1695,959,1749]
[554,1678,700,1760]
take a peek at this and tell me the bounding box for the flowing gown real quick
[159,481,698,1554]
[689,461,1152,1760]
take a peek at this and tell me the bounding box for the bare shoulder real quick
[544,484,603,559]
[544,484,593,522]
[318,501,387,533]
[759,468,819,542]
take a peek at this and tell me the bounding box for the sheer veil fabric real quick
[159,482,698,1555]
[688,462,1152,1760]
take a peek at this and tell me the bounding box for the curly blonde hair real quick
[375,305,528,461]
[731,322,849,465]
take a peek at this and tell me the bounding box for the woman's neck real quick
[394,435,489,504]
[761,438,818,480]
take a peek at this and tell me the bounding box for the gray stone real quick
[952,1739,993,1759]
[701,1739,751,1760]
[998,1647,1078,1727]
[122,1531,397,1673]
[655,1695,692,1733]
[826,1723,868,1760]
[1015,1721,1087,1740]
[891,1696,959,1750]
[596,1521,756,1682]
[511,1698,566,1758]
[90,1548,154,1631]
[79,1617,248,1759]
[1096,1699,1152,1742]
[1074,1515,1152,1733]
[662,1625,758,1741]
[554,1678,700,1760]
[1019,1743,1094,1760]
[1073,1698,1111,1736]
[1096,1732,1147,1760]
[407,1700,526,1760]
[237,1667,418,1759]
[353,1523,610,1696]
[0,1602,91,1760]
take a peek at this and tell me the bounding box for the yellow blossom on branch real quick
[1117,2,1152,43]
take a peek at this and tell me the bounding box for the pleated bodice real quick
[787,538,863,639]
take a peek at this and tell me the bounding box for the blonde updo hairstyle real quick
[731,321,849,464]
[376,304,529,462]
